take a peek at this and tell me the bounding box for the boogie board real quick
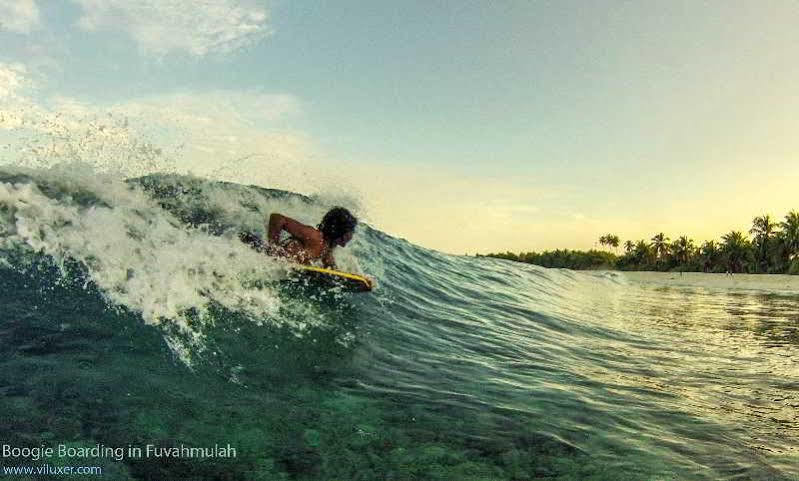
[296,265,373,292]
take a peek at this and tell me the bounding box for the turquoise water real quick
[0,167,797,480]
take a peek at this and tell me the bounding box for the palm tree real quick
[672,236,694,267]
[624,240,634,254]
[780,210,799,260]
[599,234,620,253]
[750,214,776,239]
[750,215,777,272]
[699,240,720,272]
[650,233,670,269]
[633,240,654,269]
[721,231,752,273]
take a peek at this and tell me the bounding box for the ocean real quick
[0,167,797,480]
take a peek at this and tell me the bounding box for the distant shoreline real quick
[482,212,799,275]
[481,249,798,275]
[487,210,799,275]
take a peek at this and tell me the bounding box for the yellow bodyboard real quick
[296,265,374,292]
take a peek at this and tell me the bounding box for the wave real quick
[0,165,796,480]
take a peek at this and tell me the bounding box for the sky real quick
[1,0,798,254]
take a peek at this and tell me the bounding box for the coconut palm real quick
[624,240,634,254]
[650,233,670,268]
[750,215,776,240]
[721,231,752,273]
[699,240,720,272]
[672,236,694,267]
[780,210,799,260]
[633,240,654,268]
[750,215,777,272]
[599,234,620,253]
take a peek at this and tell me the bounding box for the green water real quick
[1,170,797,480]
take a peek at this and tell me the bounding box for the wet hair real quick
[318,207,357,246]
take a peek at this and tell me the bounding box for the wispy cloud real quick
[0,62,29,98]
[0,0,41,33]
[71,0,272,56]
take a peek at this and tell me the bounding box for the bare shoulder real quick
[277,216,319,241]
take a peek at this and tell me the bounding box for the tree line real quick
[484,211,799,274]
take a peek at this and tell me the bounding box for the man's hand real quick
[321,250,336,269]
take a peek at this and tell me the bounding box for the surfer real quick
[251,207,357,269]
[239,207,373,291]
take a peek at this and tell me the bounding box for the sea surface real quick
[0,167,797,480]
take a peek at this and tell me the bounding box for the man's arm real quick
[267,213,317,246]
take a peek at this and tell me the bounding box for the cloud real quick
[71,0,272,56]
[0,62,29,98]
[0,0,41,33]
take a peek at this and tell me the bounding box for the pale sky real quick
[1,0,797,254]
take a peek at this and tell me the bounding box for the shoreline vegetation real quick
[483,211,799,275]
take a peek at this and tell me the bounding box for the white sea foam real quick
[0,166,333,346]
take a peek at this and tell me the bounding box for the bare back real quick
[267,213,335,267]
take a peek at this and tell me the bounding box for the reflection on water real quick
[348,266,799,480]
[593,272,799,475]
